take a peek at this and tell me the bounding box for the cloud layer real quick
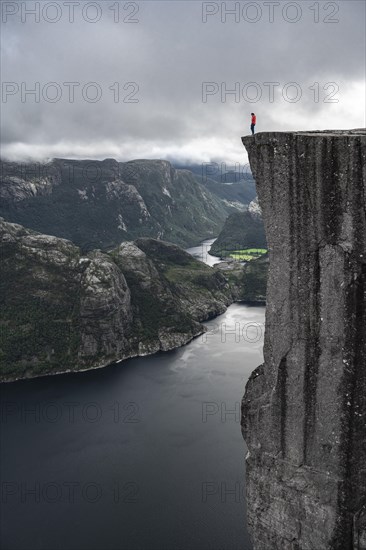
[1,0,365,163]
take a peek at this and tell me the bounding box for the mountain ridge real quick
[0,158,235,250]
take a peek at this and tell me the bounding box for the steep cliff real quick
[174,162,257,206]
[241,130,366,549]
[0,220,233,382]
[0,158,230,249]
[210,197,267,257]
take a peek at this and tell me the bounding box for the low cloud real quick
[1,1,365,163]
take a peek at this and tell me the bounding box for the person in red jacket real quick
[250,113,256,135]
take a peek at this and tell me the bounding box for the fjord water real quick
[1,242,264,550]
[185,238,222,266]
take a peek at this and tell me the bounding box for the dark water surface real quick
[1,304,264,550]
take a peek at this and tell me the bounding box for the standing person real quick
[250,113,256,135]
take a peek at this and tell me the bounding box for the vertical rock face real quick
[0,219,236,382]
[241,130,366,550]
[0,158,231,249]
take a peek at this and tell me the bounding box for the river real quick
[0,240,264,550]
[185,239,222,267]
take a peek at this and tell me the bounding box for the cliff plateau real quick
[241,130,366,549]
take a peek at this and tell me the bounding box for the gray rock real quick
[0,158,231,249]
[210,199,266,257]
[241,130,366,549]
[78,250,133,361]
[0,220,239,382]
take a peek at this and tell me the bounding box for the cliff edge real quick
[241,130,366,549]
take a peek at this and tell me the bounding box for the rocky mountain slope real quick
[241,130,366,549]
[174,162,257,207]
[0,219,235,382]
[0,158,231,250]
[209,197,267,256]
[216,254,268,304]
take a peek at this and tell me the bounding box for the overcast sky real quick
[1,0,365,164]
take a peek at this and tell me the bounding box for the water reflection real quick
[1,300,263,549]
[185,238,222,267]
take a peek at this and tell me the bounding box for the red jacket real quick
[251,115,256,125]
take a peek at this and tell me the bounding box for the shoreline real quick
[0,299,265,385]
